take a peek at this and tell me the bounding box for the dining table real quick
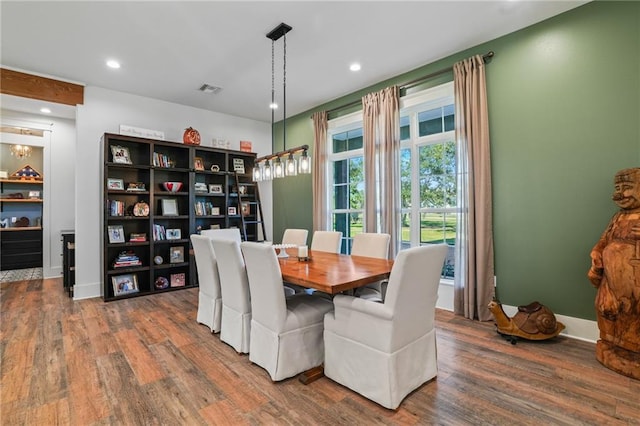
[277,247,394,295]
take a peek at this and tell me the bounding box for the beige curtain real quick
[312,111,328,232]
[362,86,400,258]
[453,55,495,321]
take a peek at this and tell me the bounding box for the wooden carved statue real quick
[588,167,640,380]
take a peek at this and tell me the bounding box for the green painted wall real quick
[273,1,640,320]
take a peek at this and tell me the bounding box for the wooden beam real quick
[0,68,84,106]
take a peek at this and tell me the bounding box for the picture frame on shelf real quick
[232,158,245,174]
[108,225,125,243]
[111,145,132,164]
[169,246,184,263]
[166,228,182,240]
[194,157,205,171]
[127,182,146,192]
[211,207,220,216]
[170,273,186,287]
[228,206,237,215]
[209,184,223,194]
[194,182,208,193]
[112,274,139,296]
[28,191,41,199]
[107,178,125,190]
[161,198,179,216]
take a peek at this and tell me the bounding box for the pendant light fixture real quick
[253,22,311,182]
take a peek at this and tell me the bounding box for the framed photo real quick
[111,145,132,164]
[194,182,208,193]
[170,273,186,287]
[238,185,248,195]
[169,246,184,263]
[108,225,125,243]
[194,157,205,171]
[228,206,237,215]
[233,158,245,174]
[161,198,179,216]
[107,178,125,190]
[112,274,139,296]
[211,207,220,216]
[28,191,41,199]
[127,182,146,192]
[209,184,223,194]
[166,228,182,240]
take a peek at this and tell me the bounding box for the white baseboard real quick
[436,283,598,343]
[72,281,101,300]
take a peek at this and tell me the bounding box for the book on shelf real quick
[153,224,166,241]
[112,250,142,268]
[108,199,125,216]
[129,233,147,242]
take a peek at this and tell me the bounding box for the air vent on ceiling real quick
[199,84,222,94]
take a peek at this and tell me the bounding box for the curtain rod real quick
[319,51,494,118]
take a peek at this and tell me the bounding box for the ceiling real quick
[1,1,588,122]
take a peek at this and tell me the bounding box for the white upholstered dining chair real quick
[280,228,308,246]
[352,232,391,302]
[310,231,343,254]
[201,228,242,244]
[324,244,448,409]
[210,239,251,354]
[190,234,223,333]
[240,241,334,381]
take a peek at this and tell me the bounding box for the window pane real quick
[400,211,411,250]
[420,175,444,208]
[420,212,446,244]
[333,213,348,238]
[443,104,455,132]
[349,157,364,210]
[400,148,411,209]
[348,128,363,150]
[334,184,348,209]
[400,116,410,140]
[334,159,348,184]
[443,212,457,245]
[418,108,442,136]
[443,141,456,174]
[333,132,347,153]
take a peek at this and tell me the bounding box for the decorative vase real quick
[183,127,201,145]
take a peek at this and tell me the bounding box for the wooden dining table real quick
[277,248,394,295]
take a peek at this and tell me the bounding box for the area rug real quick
[0,268,43,283]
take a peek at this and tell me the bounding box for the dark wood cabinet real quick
[1,179,43,271]
[102,133,257,301]
[61,230,75,297]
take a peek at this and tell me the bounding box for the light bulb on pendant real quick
[253,162,262,182]
[285,153,297,176]
[299,149,311,174]
[263,159,273,181]
[273,156,284,178]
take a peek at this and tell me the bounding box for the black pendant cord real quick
[271,39,275,154]
[282,33,287,151]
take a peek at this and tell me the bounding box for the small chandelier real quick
[254,22,311,182]
[10,144,32,159]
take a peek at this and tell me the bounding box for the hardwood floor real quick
[1,277,639,425]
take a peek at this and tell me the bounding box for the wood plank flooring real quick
[2,277,639,425]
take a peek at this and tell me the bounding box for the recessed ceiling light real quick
[350,63,361,72]
[40,107,51,114]
[106,60,121,69]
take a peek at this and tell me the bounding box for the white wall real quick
[0,110,76,278]
[74,86,272,299]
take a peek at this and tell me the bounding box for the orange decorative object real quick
[183,127,201,145]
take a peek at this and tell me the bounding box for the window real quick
[400,82,456,278]
[326,82,458,279]
[328,121,364,253]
